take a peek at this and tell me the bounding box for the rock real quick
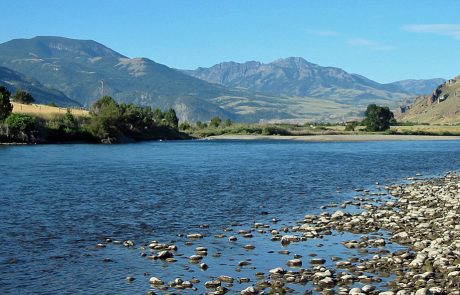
[349,287,365,295]
[218,275,234,283]
[149,276,163,285]
[157,250,173,259]
[362,285,375,293]
[228,236,237,242]
[204,280,221,289]
[199,262,208,270]
[415,288,430,295]
[123,240,134,247]
[187,233,203,239]
[241,286,257,295]
[319,277,335,288]
[243,244,255,250]
[310,258,326,265]
[125,276,135,282]
[286,259,302,267]
[269,267,285,275]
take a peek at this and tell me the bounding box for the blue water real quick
[0,140,459,294]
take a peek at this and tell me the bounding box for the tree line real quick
[0,87,184,143]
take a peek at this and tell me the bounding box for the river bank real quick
[101,172,460,294]
[206,134,460,142]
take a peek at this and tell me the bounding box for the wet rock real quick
[187,233,203,239]
[310,258,326,265]
[204,280,221,289]
[286,259,302,267]
[240,286,257,295]
[149,276,163,285]
[157,251,173,259]
[218,275,234,284]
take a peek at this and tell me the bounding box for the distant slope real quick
[387,78,446,96]
[0,36,240,121]
[397,76,460,124]
[183,57,409,102]
[0,66,79,106]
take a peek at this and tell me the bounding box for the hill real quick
[387,78,446,96]
[397,76,460,124]
[0,66,80,106]
[0,36,239,122]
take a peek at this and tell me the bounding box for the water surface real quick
[1,140,459,294]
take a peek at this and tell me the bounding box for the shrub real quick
[5,113,37,132]
[210,116,222,128]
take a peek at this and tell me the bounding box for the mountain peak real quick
[272,57,316,68]
[2,36,125,59]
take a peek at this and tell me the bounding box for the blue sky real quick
[1,0,460,83]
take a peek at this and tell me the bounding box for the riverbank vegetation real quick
[0,87,188,143]
[2,88,460,144]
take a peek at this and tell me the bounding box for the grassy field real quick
[12,102,89,119]
[390,125,460,135]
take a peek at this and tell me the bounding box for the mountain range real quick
[0,36,444,122]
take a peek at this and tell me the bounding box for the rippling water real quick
[1,140,459,294]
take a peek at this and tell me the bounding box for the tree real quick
[179,121,191,130]
[12,90,35,104]
[5,113,36,133]
[0,86,12,122]
[363,104,394,131]
[224,118,232,127]
[210,116,222,128]
[164,108,178,129]
[89,96,121,140]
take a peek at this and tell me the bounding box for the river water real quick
[1,140,459,294]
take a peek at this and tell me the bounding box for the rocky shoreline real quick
[99,172,460,294]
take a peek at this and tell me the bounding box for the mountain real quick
[183,57,410,102]
[0,37,444,123]
[387,78,446,96]
[397,76,460,124]
[0,36,241,122]
[0,66,79,106]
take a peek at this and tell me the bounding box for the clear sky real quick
[1,0,460,83]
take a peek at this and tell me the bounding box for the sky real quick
[1,0,460,83]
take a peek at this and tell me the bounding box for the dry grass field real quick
[12,102,89,119]
[391,125,460,135]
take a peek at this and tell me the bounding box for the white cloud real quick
[348,38,395,51]
[403,24,460,39]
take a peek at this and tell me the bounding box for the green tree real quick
[5,113,36,133]
[0,86,12,122]
[179,121,191,130]
[12,90,35,104]
[89,96,121,140]
[164,108,178,129]
[210,116,222,128]
[363,104,394,131]
[224,118,232,127]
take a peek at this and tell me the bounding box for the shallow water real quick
[0,140,459,294]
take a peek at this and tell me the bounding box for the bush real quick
[179,121,191,130]
[5,113,37,132]
[224,119,232,127]
[12,90,35,104]
[210,116,222,128]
